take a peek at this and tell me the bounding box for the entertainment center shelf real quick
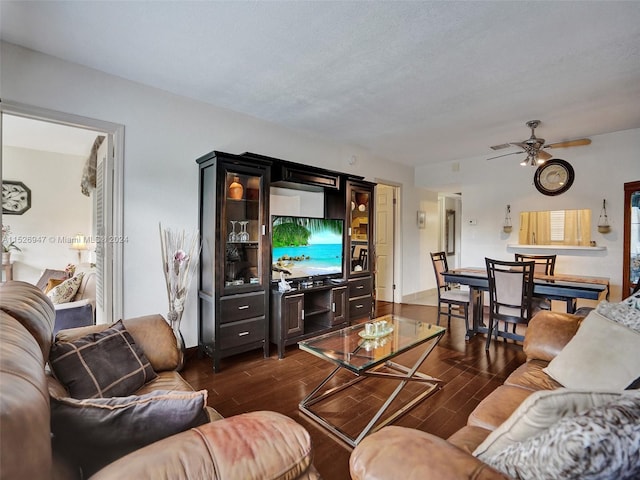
[271,282,348,359]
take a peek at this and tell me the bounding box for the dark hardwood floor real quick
[181,302,527,480]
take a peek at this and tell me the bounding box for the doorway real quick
[374,183,399,303]
[1,101,124,323]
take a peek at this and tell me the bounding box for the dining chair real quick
[514,253,558,311]
[430,251,473,333]
[485,258,539,350]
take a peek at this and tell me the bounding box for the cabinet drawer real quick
[349,277,372,297]
[349,295,372,319]
[220,292,265,324]
[220,318,265,349]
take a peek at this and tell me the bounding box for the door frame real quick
[0,99,125,322]
[623,180,640,296]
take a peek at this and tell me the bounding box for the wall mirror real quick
[446,209,455,255]
[519,209,592,246]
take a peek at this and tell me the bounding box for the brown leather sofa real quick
[0,281,320,480]
[350,310,584,479]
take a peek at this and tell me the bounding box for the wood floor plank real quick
[183,302,527,480]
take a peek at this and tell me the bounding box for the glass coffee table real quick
[298,314,446,447]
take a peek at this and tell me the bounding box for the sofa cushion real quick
[473,389,631,459]
[467,385,534,431]
[49,320,157,398]
[504,359,563,392]
[51,389,209,477]
[543,310,640,390]
[481,392,640,480]
[47,273,84,304]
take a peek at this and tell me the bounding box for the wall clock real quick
[534,159,575,196]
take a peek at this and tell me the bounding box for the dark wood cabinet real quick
[196,151,271,371]
[271,283,349,358]
[345,179,376,321]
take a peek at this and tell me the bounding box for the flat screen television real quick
[271,216,344,282]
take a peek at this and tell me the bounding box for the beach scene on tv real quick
[272,217,343,281]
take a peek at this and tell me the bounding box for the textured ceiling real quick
[2,1,640,167]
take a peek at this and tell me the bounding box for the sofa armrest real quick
[350,426,508,480]
[88,411,318,480]
[523,311,584,362]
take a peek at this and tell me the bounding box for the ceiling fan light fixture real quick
[520,158,528,166]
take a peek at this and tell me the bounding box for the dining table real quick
[442,267,610,340]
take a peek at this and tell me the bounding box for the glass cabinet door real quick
[350,189,370,273]
[223,170,263,290]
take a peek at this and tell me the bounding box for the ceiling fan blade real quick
[545,138,591,149]
[537,150,552,160]
[487,151,524,161]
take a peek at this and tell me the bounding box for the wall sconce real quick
[598,199,611,233]
[70,233,88,263]
[503,205,513,233]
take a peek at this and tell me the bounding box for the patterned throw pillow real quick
[622,290,640,311]
[47,272,84,304]
[49,320,157,398]
[473,389,627,459]
[51,390,209,476]
[596,300,640,332]
[484,393,640,480]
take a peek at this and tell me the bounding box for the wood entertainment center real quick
[196,151,375,370]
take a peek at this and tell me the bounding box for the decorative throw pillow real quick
[543,310,640,390]
[473,389,629,459]
[44,278,65,294]
[49,320,157,398]
[622,290,640,311]
[51,389,209,476]
[483,393,640,480]
[47,272,84,304]
[596,299,640,332]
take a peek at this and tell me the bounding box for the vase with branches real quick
[2,225,21,265]
[159,223,201,366]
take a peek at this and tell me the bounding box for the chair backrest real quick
[514,253,556,275]
[486,258,536,323]
[430,251,449,290]
[358,248,368,269]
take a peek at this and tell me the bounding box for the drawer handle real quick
[332,302,336,312]
[238,305,250,310]
[356,285,364,290]
[355,304,364,309]
[238,331,250,337]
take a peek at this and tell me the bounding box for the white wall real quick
[1,41,427,347]
[2,146,92,283]
[415,127,640,302]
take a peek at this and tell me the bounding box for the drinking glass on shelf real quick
[238,221,249,242]
[228,221,238,242]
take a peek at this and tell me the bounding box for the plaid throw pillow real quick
[49,320,157,399]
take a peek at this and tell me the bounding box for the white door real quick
[94,136,113,324]
[375,184,395,302]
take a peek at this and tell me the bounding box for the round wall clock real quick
[534,159,575,196]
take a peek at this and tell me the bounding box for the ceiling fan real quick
[487,120,591,166]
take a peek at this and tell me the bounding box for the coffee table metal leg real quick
[299,333,443,447]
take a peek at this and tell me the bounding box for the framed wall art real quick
[2,180,31,215]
